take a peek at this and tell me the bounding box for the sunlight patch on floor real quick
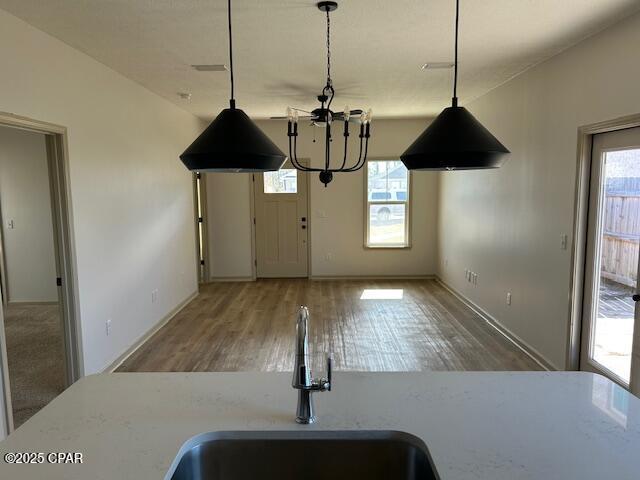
[360,289,404,300]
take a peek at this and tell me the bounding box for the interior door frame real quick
[250,159,311,280]
[569,113,640,376]
[0,112,83,435]
[0,200,8,307]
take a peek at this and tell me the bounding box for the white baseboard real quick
[103,290,198,372]
[435,277,557,371]
[7,301,58,306]
[208,275,436,281]
[207,276,255,282]
[309,275,436,281]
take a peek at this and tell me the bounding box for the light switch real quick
[7,219,15,229]
[560,234,568,250]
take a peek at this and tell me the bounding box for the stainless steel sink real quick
[166,430,439,480]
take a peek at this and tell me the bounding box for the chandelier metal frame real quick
[287,1,372,187]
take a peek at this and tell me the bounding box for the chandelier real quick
[286,1,372,187]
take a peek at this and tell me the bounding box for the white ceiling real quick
[1,0,639,120]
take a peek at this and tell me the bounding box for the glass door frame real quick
[578,126,640,394]
[193,172,209,284]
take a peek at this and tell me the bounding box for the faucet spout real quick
[291,305,332,424]
[292,306,312,388]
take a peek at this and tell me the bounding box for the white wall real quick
[437,12,640,369]
[0,127,58,303]
[0,9,202,379]
[207,118,439,279]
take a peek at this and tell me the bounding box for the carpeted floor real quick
[4,303,65,428]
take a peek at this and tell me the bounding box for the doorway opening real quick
[572,115,640,396]
[252,160,310,278]
[0,114,80,434]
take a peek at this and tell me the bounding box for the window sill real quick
[364,244,412,250]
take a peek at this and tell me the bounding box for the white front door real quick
[253,162,308,278]
[581,127,640,395]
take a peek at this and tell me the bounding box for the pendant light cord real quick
[326,8,332,87]
[228,0,236,108]
[452,0,459,107]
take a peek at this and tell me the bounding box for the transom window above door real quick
[264,169,297,194]
[365,159,411,248]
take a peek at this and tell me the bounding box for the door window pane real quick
[591,149,640,383]
[264,169,297,193]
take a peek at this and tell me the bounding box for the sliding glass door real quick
[581,127,640,394]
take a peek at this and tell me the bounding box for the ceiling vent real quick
[191,64,228,72]
[421,62,454,70]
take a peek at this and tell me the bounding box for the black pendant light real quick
[180,0,286,172]
[401,0,509,171]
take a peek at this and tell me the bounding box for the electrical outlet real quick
[467,270,477,284]
[506,292,512,305]
[105,319,112,336]
[151,289,159,304]
[325,253,333,261]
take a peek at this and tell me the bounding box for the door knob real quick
[633,294,640,302]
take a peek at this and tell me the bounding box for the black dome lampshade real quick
[401,0,509,171]
[180,106,286,172]
[179,0,287,173]
[401,104,509,170]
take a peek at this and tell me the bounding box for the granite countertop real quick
[0,371,638,479]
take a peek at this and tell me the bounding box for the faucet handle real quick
[314,355,332,392]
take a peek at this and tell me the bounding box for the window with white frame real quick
[365,159,410,248]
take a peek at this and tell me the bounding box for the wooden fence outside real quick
[601,191,640,287]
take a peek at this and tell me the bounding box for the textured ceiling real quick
[1,0,639,120]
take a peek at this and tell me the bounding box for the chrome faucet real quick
[292,306,332,424]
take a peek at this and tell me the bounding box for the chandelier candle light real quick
[287,1,372,187]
